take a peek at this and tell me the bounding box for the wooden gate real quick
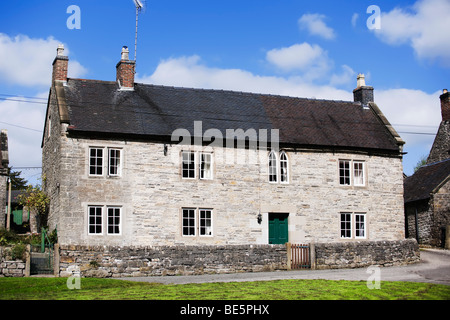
[287,243,311,269]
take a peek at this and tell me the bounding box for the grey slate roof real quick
[62,78,401,153]
[404,158,450,203]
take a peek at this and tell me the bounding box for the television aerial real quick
[133,0,145,62]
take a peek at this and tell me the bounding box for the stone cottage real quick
[42,45,417,275]
[404,90,450,247]
[0,129,9,228]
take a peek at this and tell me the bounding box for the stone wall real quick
[427,121,449,164]
[58,244,288,278]
[405,178,450,247]
[314,239,419,269]
[57,240,419,278]
[0,261,26,277]
[44,133,405,247]
[0,246,27,277]
[0,175,6,228]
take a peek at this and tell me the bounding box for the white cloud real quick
[329,65,356,87]
[136,55,351,101]
[0,92,46,179]
[298,13,336,40]
[375,88,441,149]
[265,43,331,77]
[372,0,450,66]
[0,33,88,87]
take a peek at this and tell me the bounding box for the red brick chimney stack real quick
[440,89,450,121]
[116,46,135,90]
[52,44,68,84]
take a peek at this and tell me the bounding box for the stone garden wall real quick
[0,246,28,277]
[58,244,288,278]
[314,239,420,269]
[57,239,419,278]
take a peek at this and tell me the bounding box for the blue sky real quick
[0,0,449,185]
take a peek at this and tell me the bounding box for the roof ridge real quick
[422,157,450,168]
[134,82,357,104]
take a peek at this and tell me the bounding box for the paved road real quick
[118,248,450,286]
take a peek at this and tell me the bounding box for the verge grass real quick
[0,277,449,300]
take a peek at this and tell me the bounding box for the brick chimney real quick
[116,46,135,90]
[52,44,68,84]
[440,89,450,121]
[353,74,374,105]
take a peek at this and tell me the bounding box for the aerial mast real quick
[133,0,144,63]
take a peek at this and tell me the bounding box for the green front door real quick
[268,213,289,244]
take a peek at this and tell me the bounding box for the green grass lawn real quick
[0,277,449,300]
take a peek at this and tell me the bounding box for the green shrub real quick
[0,228,20,244]
[11,243,26,261]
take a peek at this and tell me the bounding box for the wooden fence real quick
[286,243,312,270]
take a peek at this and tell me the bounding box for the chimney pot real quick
[357,74,366,88]
[57,44,65,56]
[121,46,130,61]
[116,46,135,90]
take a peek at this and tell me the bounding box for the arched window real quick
[280,151,289,183]
[268,151,278,183]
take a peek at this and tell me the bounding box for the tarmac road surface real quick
[118,248,450,286]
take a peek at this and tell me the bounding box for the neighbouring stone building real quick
[42,45,416,275]
[0,129,9,228]
[404,90,450,247]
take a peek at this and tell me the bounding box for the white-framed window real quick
[340,212,367,239]
[88,206,103,234]
[353,161,365,186]
[339,160,351,185]
[182,208,213,237]
[108,149,122,177]
[280,151,289,183]
[268,151,278,183]
[268,150,289,184]
[355,213,366,239]
[340,212,352,239]
[89,148,104,176]
[88,205,122,236]
[107,207,121,235]
[89,147,123,177]
[181,151,214,180]
[182,151,196,179]
[339,160,366,186]
[182,208,197,236]
[199,209,213,236]
[200,153,213,180]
